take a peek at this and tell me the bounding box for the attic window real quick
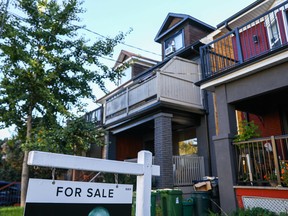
[164,30,184,56]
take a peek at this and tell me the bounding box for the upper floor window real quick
[268,20,281,48]
[164,30,184,56]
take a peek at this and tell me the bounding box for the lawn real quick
[0,207,24,216]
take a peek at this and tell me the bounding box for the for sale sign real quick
[24,178,133,216]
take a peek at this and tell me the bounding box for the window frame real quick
[164,30,184,56]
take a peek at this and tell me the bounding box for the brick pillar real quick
[154,113,174,188]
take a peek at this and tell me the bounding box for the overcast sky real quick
[0,0,255,138]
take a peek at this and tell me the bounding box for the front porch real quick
[233,134,288,213]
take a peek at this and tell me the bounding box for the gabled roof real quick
[113,50,159,69]
[154,13,215,43]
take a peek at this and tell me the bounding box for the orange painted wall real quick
[235,187,288,208]
[248,111,282,137]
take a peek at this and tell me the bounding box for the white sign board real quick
[24,178,133,216]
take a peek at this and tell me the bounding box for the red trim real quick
[235,187,288,208]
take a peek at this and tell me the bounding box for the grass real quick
[0,206,24,216]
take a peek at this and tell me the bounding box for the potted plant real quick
[234,120,260,142]
[264,171,278,187]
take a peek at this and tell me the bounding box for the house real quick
[197,0,288,214]
[86,13,216,190]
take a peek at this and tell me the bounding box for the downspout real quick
[225,21,233,32]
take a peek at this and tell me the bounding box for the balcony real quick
[98,57,203,125]
[85,106,103,126]
[233,134,288,187]
[200,1,288,80]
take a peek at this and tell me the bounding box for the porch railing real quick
[233,135,288,186]
[200,1,288,79]
[173,155,205,186]
[125,155,205,186]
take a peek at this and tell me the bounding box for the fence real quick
[125,154,205,186]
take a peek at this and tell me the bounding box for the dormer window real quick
[164,30,184,56]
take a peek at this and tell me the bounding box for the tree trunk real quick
[20,150,29,206]
[21,108,32,206]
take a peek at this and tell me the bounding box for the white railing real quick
[173,155,205,186]
[125,154,205,186]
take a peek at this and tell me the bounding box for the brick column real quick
[154,113,173,188]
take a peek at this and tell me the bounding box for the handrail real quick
[200,0,288,79]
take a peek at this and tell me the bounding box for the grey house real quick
[87,13,217,190]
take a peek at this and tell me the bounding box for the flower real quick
[280,161,288,186]
[264,171,277,181]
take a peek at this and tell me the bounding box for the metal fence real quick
[0,182,20,206]
[125,155,205,186]
[173,155,205,186]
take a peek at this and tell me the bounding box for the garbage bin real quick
[159,189,183,216]
[210,179,220,214]
[190,191,211,216]
[131,190,157,216]
[182,198,194,216]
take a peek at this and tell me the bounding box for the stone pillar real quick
[213,85,238,214]
[154,113,174,188]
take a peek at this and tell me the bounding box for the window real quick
[268,19,281,48]
[164,30,184,56]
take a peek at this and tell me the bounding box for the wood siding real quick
[103,57,203,125]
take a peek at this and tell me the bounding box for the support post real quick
[136,151,153,216]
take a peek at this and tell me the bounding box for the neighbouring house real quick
[197,0,288,214]
[85,13,217,191]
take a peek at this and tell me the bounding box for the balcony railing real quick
[200,1,288,79]
[233,135,288,187]
[84,106,103,126]
[103,69,202,125]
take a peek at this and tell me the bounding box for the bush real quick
[0,207,24,216]
[209,207,283,216]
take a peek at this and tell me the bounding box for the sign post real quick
[27,150,160,216]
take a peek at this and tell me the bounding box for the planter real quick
[269,180,278,187]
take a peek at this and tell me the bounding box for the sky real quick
[0,0,256,139]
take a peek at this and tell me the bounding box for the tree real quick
[0,0,126,206]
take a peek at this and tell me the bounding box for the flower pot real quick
[269,180,278,187]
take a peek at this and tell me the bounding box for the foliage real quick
[208,207,278,216]
[234,120,260,142]
[0,0,127,205]
[264,171,277,181]
[280,161,288,186]
[0,139,22,181]
[1,118,105,180]
[0,207,24,216]
[179,139,197,155]
[230,207,277,216]
[23,117,105,155]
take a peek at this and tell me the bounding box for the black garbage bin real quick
[190,191,211,216]
[210,179,220,214]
